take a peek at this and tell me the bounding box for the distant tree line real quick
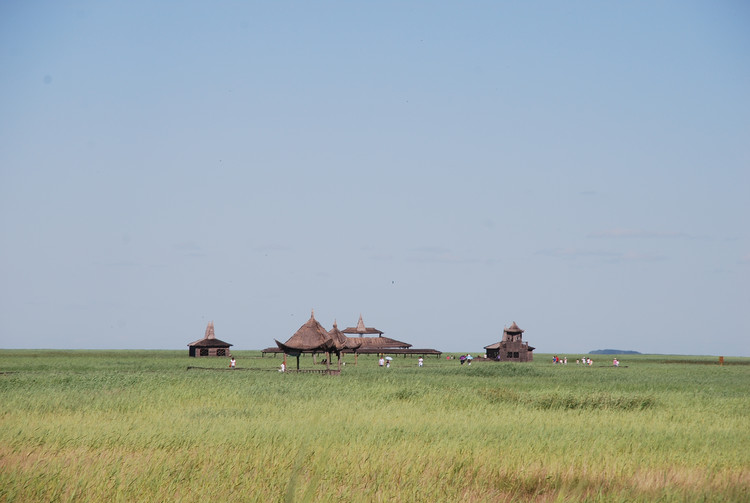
[589,349,641,355]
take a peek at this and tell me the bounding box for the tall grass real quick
[0,350,748,502]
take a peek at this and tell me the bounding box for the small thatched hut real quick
[484,321,535,362]
[188,321,233,357]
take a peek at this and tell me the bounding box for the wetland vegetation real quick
[1,350,748,502]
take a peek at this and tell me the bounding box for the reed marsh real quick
[1,350,748,502]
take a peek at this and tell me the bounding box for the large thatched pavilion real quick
[484,321,535,362]
[188,321,233,357]
[263,313,442,361]
[275,311,340,372]
[341,314,412,352]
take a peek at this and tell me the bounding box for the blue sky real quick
[1,1,748,355]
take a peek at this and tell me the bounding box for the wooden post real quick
[719,356,724,366]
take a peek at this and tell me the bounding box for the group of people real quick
[377,356,425,368]
[459,354,473,365]
[553,356,621,366]
[230,354,618,372]
[552,356,601,366]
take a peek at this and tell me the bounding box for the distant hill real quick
[589,349,641,355]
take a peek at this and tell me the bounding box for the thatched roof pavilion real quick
[275,310,339,371]
[262,313,442,363]
[342,314,384,336]
[328,320,361,352]
[188,321,233,357]
[340,314,411,350]
[275,311,334,353]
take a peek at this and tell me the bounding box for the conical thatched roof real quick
[328,320,362,351]
[276,310,335,352]
[342,314,384,335]
[188,321,233,348]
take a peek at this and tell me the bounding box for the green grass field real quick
[1,350,748,502]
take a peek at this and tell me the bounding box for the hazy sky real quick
[1,1,748,356]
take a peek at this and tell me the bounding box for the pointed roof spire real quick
[507,321,524,333]
[342,314,384,336]
[205,321,215,339]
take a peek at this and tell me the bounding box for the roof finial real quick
[205,321,215,339]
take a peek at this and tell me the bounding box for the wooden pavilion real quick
[275,310,340,372]
[484,321,535,362]
[340,314,442,359]
[262,313,442,361]
[188,321,233,357]
[341,314,412,351]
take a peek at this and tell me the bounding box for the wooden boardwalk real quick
[186,366,340,375]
